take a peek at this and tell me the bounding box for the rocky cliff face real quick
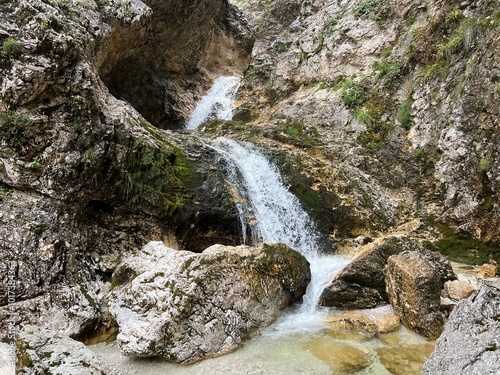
[0,0,253,342]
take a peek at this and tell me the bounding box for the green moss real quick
[122,137,191,217]
[479,157,492,172]
[2,37,22,58]
[429,222,500,265]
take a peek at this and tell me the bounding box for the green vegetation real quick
[397,98,413,129]
[29,156,43,170]
[413,148,423,158]
[429,222,500,266]
[354,0,391,21]
[0,110,38,155]
[122,138,192,217]
[2,38,22,59]
[323,18,339,37]
[0,182,13,197]
[280,119,319,148]
[479,157,492,172]
[355,109,373,125]
[33,223,48,235]
[339,77,368,109]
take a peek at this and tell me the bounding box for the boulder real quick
[16,327,120,375]
[320,236,425,309]
[108,241,310,362]
[324,312,378,338]
[477,263,497,279]
[443,280,475,301]
[384,251,444,339]
[423,281,500,375]
[376,314,401,334]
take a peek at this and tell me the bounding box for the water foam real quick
[186,76,240,130]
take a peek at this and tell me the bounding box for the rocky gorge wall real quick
[222,0,500,262]
[0,0,254,343]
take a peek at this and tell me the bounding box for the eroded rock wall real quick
[0,0,253,342]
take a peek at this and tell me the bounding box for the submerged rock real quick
[423,280,500,375]
[303,339,372,374]
[108,241,310,362]
[324,312,378,338]
[384,251,444,339]
[377,343,435,375]
[16,327,120,375]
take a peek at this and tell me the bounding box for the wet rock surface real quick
[108,241,310,362]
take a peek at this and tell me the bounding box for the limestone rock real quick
[477,263,497,279]
[384,251,444,339]
[376,314,401,334]
[423,281,500,375]
[303,339,372,374]
[16,327,120,375]
[443,280,475,301]
[378,343,435,375]
[324,312,378,338]
[320,236,423,309]
[108,241,310,362]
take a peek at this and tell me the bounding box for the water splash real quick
[186,76,240,130]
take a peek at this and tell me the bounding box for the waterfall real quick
[189,76,349,335]
[186,76,240,130]
[213,138,349,334]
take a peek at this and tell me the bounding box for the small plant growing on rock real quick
[2,37,22,59]
[339,77,368,109]
[479,157,492,172]
[354,0,391,21]
[398,98,413,129]
[29,156,43,170]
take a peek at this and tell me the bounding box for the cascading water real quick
[213,138,350,335]
[186,76,240,130]
[186,75,350,335]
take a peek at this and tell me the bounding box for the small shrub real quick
[398,98,412,129]
[339,77,368,109]
[413,148,423,158]
[0,182,13,197]
[355,109,373,124]
[323,18,339,36]
[2,38,22,59]
[29,156,43,170]
[354,0,391,21]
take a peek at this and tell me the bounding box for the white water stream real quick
[212,137,350,335]
[186,76,240,130]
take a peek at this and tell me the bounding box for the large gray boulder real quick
[384,251,444,339]
[108,241,310,362]
[423,280,500,375]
